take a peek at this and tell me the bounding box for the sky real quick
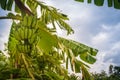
[0,10,12,50]
[0,0,120,73]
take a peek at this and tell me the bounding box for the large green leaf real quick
[37,28,58,53]
[38,1,74,35]
[59,37,97,74]
[59,37,98,57]
[75,0,120,9]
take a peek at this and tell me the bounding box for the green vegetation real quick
[0,0,98,80]
[92,65,120,80]
[65,65,120,80]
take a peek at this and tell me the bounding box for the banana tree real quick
[75,0,120,9]
[0,0,98,80]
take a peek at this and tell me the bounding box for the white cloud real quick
[104,41,120,64]
[92,32,110,47]
[90,23,120,72]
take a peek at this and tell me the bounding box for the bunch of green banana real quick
[14,27,37,40]
[22,15,37,28]
[17,44,31,53]
[12,15,42,54]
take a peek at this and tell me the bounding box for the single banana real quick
[28,16,33,27]
[27,28,32,39]
[31,16,37,28]
[24,27,28,39]
[23,15,28,27]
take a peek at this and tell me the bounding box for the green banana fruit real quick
[23,15,28,27]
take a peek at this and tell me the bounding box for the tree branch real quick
[14,0,34,15]
[0,16,21,20]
